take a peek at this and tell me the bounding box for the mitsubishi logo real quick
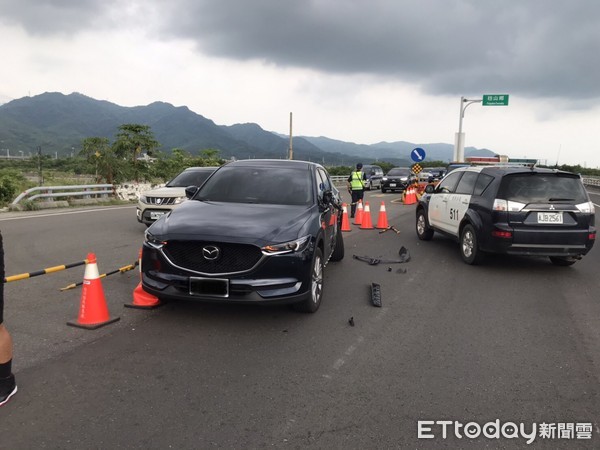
[202,245,221,261]
[549,205,555,210]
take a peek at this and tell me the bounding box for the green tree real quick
[79,137,122,183]
[113,124,160,181]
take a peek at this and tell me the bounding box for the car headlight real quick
[262,235,311,255]
[144,229,167,249]
[140,194,148,203]
[382,177,388,181]
[173,196,187,205]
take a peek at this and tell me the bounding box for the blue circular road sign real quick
[411,147,426,162]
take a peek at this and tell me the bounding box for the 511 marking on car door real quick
[450,208,461,221]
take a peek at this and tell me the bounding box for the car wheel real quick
[549,256,578,266]
[330,229,345,262]
[294,247,324,313]
[416,209,434,240]
[460,224,484,265]
[381,188,387,193]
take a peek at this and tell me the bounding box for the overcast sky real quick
[1,0,599,166]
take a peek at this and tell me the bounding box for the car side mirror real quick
[425,184,435,194]
[322,189,334,205]
[185,185,200,199]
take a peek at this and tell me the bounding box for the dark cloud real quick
[0,0,118,35]
[3,0,599,103]
[156,0,600,102]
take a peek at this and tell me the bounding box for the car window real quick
[316,168,332,200]
[473,173,494,196]
[196,166,313,205]
[455,171,479,195]
[387,168,410,176]
[167,169,215,187]
[436,171,463,193]
[497,173,588,203]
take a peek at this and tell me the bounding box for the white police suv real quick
[415,165,596,265]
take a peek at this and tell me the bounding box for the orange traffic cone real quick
[360,202,374,229]
[125,249,162,309]
[341,203,352,232]
[353,200,363,225]
[68,253,120,330]
[404,187,416,205]
[376,201,389,229]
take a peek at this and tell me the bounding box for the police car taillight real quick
[576,201,595,214]
[491,229,512,239]
[493,199,526,212]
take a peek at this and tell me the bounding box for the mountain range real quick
[0,92,495,165]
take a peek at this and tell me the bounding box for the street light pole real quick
[454,96,482,162]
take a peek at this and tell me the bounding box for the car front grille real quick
[147,197,177,205]
[163,240,263,274]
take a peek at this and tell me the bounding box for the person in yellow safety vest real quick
[346,163,367,218]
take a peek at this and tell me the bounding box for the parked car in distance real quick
[423,167,446,182]
[136,166,218,226]
[141,159,345,313]
[415,165,596,265]
[381,167,416,193]
[361,164,384,190]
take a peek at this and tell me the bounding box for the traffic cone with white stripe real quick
[360,202,374,229]
[376,201,389,229]
[353,200,363,225]
[67,253,120,330]
[126,248,162,309]
[341,203,352,232]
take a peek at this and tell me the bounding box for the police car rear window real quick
[497,173,588,204]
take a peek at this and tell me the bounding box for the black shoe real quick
[0,374,17,407]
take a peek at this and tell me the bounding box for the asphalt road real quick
[1,191,599,449]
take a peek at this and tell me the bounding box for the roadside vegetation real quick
[1,122,599,207]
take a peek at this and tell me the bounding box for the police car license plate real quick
[537,212,563,224]
[150,211,165,220]
[190,277,229,297]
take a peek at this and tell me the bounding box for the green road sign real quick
[482,94,509,106]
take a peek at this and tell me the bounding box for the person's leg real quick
[0,324,13,364]
[350,191,359,217]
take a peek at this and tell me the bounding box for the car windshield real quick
[388,168,410,176]
[497,173,588,204]
[195,166,314,205]
[166,169,215,187]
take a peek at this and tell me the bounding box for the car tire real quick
[460,224,484,265]
[330,230,345,262]
[293,247,324,313]
[416,209,434,240]
[549,256,578,266]
[381,188,387,193]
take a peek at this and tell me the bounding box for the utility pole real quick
[288,112,293,160]
[454,96,481,162]
[37,146,44,185]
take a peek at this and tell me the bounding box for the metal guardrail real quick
[582,176,600,187]
[11,184,114,206]
[333,174,600,187]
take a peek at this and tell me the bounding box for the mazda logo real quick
[202,245,221,261]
